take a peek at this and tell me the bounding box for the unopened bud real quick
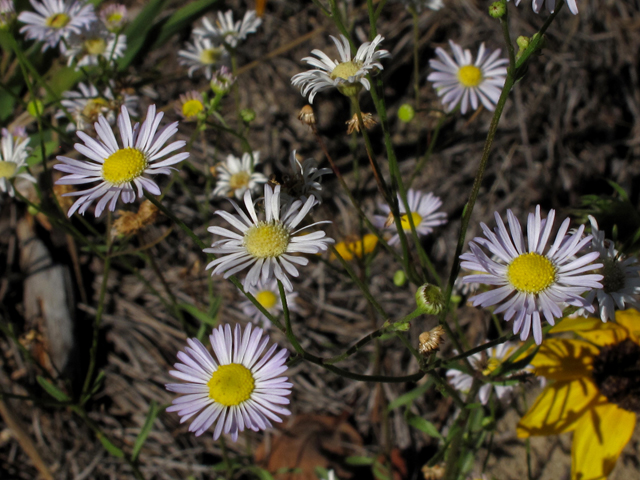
[398,104,415,123]
[415,284,445,315]
[240,108,256,124]
[488,1,506,18]
[418,325,445,354]
[393,270,407,287]
[27,100,44,117]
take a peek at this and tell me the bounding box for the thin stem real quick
[409,113,447,188]
[500,4,516,73]
[144,192,206,250]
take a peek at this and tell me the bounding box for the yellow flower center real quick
[82,98,110,120]
[244,222,290,258]
[45,13,70,29]
[181,99,204,118]
[256,290,278,310]
[0,161,17,179]
[330,61,362,80]
[458,65,483,88]
[107,12,123,23]
[482,357,501,376]
[507,253,557,294]
[101,147,147,185]
[200,47,222,65]
[229,171,250,191]
[400,212,423,231]
[84,37,107,55]
[207,363,255,406]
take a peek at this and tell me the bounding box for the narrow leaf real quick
[37,376,70,402]
[132,401,160,461]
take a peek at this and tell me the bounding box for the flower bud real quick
[393,270,407,287]
[27,100,44,117]
[415,284,445,315]
[516,36,530,50]
[240,108,256,124]
[488,1,506,18]
[398,104,415,123]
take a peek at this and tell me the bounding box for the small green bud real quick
[481,417,496,430]
[240,108,256,124]
[415,284,445,315]
[27,205,39,216]
[398,104,415,123]
[488,1,506,18]
[516,36,530,50]
[27,100,44,117]
[393,270,407,287]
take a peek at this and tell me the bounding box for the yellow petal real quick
[552,316,630,347]
[613,309,640,343]
[517,378,600,437]
[531,339,598,380]
[331,241,354,261]
[571,402,636,480]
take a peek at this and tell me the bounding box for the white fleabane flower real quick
[427,41,508,114]
[55,81,138,132]
[291,34,391,103]
[281,150,332,204]
[62,22,126,69]
[0,129,35,197]
[166,323,292,442]
[240,279,298,329]
[54,105,189,217]
[509,0,578,15]
[205,184,334,292]
[18,0,95,51]
[195,10,261,49]
[99,3,127,32]
[581,216,640,322]
[0,0,16,28]
[212,152,267,200]
[447,341,530,405]
[178,36,227,80]
[374,189,447,246]
[460,206,604,345]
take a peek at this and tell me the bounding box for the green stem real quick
[409,113,447,188]
[144,192,206,250]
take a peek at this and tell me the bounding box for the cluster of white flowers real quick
[19,0,128,67]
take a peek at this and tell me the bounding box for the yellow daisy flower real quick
[517,309,640,480]
[330,233,378,261]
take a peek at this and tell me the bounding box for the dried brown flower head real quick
[111,200,159,238]
[418,325,445,354]
[298,105,316,129]
[53,183,75,212]
[421,464,445,480]
[346,112,377,135]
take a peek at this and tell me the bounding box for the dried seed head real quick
[418,325,445,355]
[111,200,159,238]
[421,464,445,480]
[53,183,75,212]
[346,112,377,135]
[298,105,316,129]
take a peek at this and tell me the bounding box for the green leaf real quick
[606,180,629,201]
[246,466,276,480]
[387,378,433,411]
[132,401,160,461]
[97,433,124,458]
[151,0,221,48]
[372,460,391,480]
[37,376,70,402]
[405,411,442,439]
[178,302,217,326]
[345,456,375,466]
[117,0,169,70]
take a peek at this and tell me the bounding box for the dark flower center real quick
[592,339,640,413]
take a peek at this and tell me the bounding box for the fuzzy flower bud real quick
[240,108,256,124]
[415,284,445,315]
[488,1,506,18]
[393,270,407,287]
[398,104,415,123]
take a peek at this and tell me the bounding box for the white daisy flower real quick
[166,323,292,442]
[178,36,227,80]
[447,341,530,405]
[374,189,447,246]
[240,279,298,329]
[99,3,127,32]
[18,0,95,51]
[281,150,332,204]
[509,0,578,15]
[205,184,334,292]
[62,22,126,69]
[398,0,444,12]
[212,152,267,200]
[0,0,16,28]
[55,81,138,132]
[580,216,640,322]
[194,9,262,49]
[291,34,391,103]
[460,205,604,345]
[427,40,508,114]
[53,104,189,217]
[0,129,35,197]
